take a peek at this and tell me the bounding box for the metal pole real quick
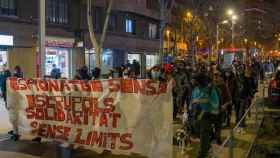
[231,20,234,48]
[39,0,46,78]
[229,129,234,158]
[216,24,219,54]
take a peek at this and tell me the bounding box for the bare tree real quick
[158,0,174,64]
[87,0,114,68]
[177,0,224,64]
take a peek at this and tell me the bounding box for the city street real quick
[0,80,267,158]
[0,0,280,158]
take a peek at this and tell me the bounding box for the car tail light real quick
[271,79,277,89]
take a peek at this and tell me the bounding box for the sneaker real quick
[32,137,42,143]
[11,134,20,141]
[7,130,13,135]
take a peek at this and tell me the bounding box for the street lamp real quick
[166,29,171,53]
[227,9,234,16]
[185,11,193,22]
[216,20,228,53]
[226,9,238,47]
[232,15,238,21]
[244,38,248,44]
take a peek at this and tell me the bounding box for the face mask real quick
[225,73,230,77]
[151,71,160,79]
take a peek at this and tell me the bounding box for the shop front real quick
[145,54,158,69]
[0,35,13,71]
[85,48,113,75]
[127,52,159,77]
[37,36,75,78]
[128,53,158,69]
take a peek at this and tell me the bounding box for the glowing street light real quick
[222,20,229,24]
[186,11,192,18]
[232,15,238,21]
[166,29,170,36]
[227,9,234,16]
[166,29,171,53]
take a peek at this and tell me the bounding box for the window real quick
[108,14,117,31]
[148,23,157,39]
[47,0,69,24]
[146,0,157,9]
[146,0,152,9]
[125,18,136,34]
[146,55,159,69]
[0,0,16,16]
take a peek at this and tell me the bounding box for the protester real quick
[235,64,251,133]
[8,65,23,141]
[211,70,231,144]
[172,61,189,120]
[190,73,220,158]
[123,66,129,78]
[130,60,141,78]
[223,69,238,127]
[50,64,61,79]
[92,67,101,80]
[13,65,23,78]
[78,66,91,80]
[150,65,161,80]
[0,65,11,107]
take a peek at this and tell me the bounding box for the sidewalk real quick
[0,98,12,133]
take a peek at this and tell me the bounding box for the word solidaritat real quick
[9,77,167,95]
[26,95,121,127]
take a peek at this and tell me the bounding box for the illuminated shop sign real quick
[46,37,75,48]
[0,35,13,46]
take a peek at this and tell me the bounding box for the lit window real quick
[125,18,135,34]
[148,23,157,39]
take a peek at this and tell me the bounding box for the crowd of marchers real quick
[0,58,280,158]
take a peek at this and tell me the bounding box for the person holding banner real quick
[190,73,220,158]
[13,65,23,78]
[0,65,11,108]
[7,66,24,141]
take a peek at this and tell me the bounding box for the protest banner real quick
[7,78,173,158]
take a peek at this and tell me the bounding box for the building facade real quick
[0,0,162,77]
[0,0,84,78]
[81,0,161,74]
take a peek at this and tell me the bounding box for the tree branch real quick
[100,0,114,49]
[87,0,99,49]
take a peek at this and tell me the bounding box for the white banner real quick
[7,78,173,158]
